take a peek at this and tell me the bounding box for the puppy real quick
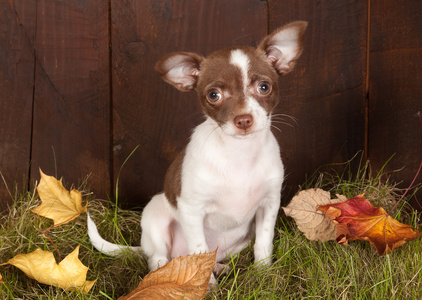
[88,21,307,284]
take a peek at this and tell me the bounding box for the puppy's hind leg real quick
[141,193,174,271]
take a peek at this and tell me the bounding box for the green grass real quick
[0,186,148,299]
[1,157,421,299]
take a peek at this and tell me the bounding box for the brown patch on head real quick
[245,47,280,112]
[164,148,185,208]
[194,47,280,127]
[195,49,243,124]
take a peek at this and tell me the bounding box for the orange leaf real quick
[119,251,216,300]
[318,195,421,255]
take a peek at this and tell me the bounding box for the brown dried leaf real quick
[119,251,216,300]
[282,188,346,241]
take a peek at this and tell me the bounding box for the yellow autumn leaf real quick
[0,246,96,293]
[32,169,87,226]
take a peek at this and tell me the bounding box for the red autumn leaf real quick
[318,195,421,255]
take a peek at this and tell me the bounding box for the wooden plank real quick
[0,0,35,212]
[111,0,267,207]
[29,0,111,197]
[368,0,422,203]
[268,0,368,199]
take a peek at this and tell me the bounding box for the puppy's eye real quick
[257,81,271,95]
[207,90,222,103]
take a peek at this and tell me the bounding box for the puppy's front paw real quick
[208,273,218,290]
[188,242,209,255]
[213,263,232,277]
[254,256,272,269]
[254,244,273,269]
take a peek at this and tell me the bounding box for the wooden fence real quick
[1,0,421,211]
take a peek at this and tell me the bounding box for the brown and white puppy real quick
[88,21,307,285]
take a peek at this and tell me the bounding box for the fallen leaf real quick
[0,246,96,292]
[32,169,87,226]
[318,195,421,255]
[119,251,216,300]
[282,188,347,241]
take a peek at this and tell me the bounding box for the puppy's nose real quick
[234,114,254,130]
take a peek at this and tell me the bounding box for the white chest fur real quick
[179,118,284,236]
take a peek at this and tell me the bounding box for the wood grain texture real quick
[368,0,422,202]
[28,0,111,197]
[0,0,35,212]
[1,1,420,211]
[111,0,267,207]
[268,0,367,200]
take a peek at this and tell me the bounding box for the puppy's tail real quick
[87,212,142,256]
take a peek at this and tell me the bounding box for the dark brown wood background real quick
[1,0,421,211]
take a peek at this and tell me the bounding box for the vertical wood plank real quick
[268,0,368,199]
[112,0,267,207]
[29,0,111,197]
[0,0,35,211]
[369,0,422,202]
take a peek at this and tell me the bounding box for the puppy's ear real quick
[258,21,307,75]
[155,52,204,91]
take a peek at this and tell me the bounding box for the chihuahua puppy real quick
[88,21,307,284]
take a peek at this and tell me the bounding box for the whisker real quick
[272,113,297,120]
[271,114,298,125]
[185,110,204,121]
[271,119,296,127]
[271,112,298,129]
[271,120,295,128]
[271,124,283,134]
